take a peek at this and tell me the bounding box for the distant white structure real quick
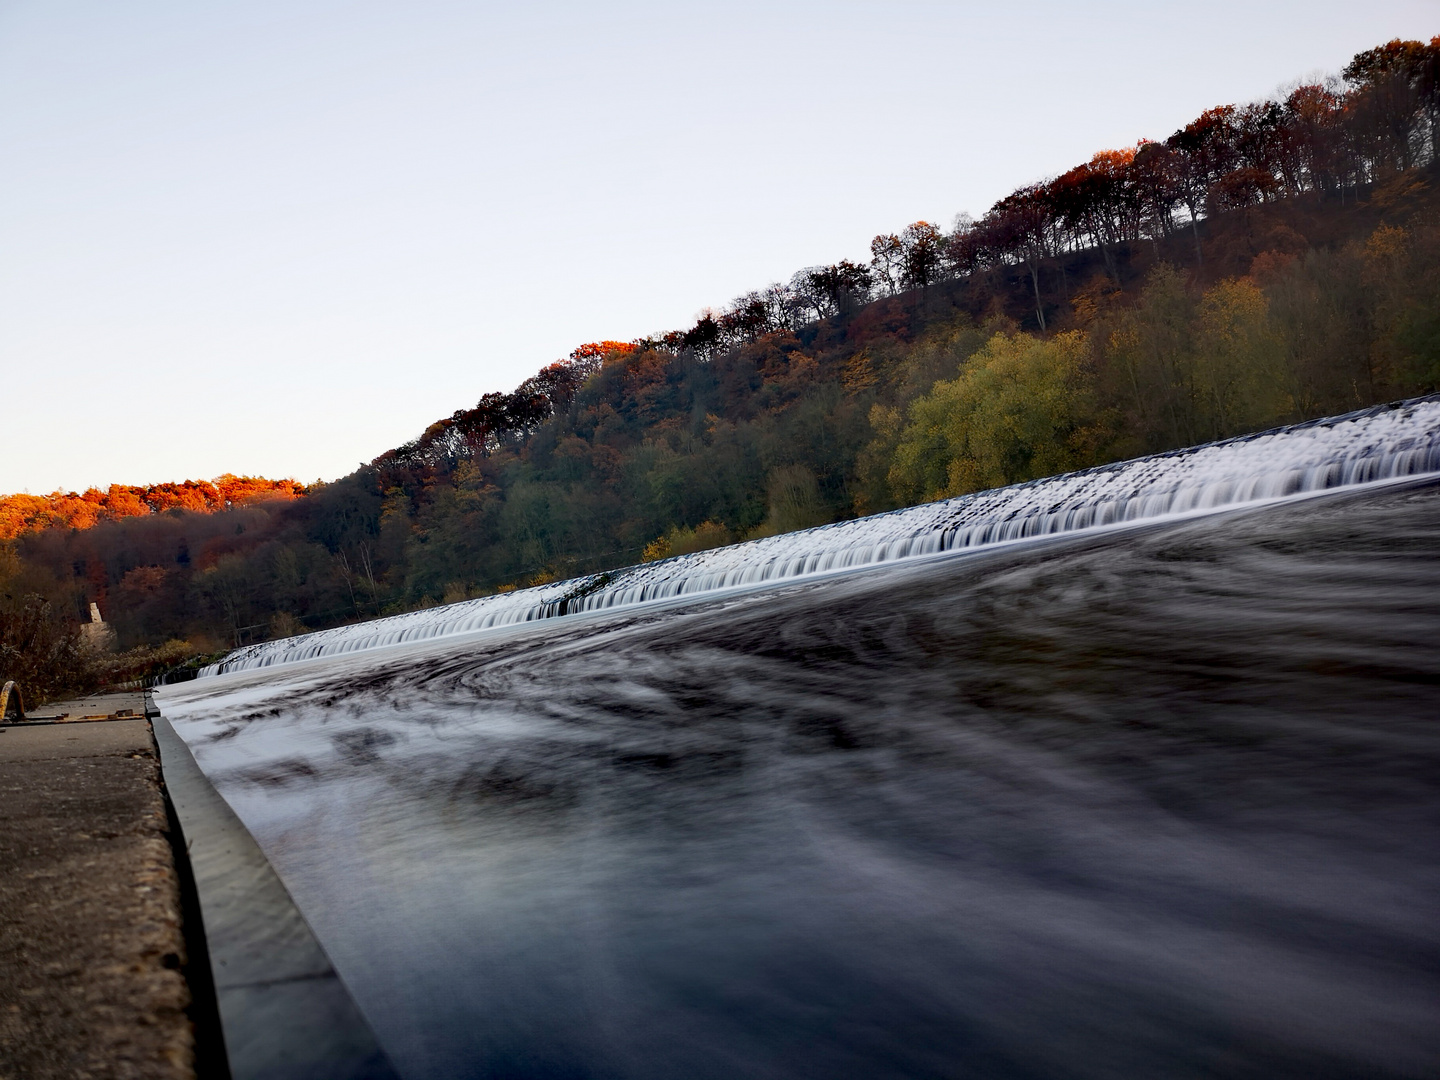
[81,601,117,653]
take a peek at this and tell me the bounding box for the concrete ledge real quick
[151,711,398,1080]
[0,710,194,1079]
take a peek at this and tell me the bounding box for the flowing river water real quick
[203,397,1440,675]
[157,471,1440,1079]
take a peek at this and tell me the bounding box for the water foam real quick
[202,396,1440,677]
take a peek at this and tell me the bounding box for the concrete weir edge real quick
[150,697,399,1080]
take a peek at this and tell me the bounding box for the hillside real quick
[3,34,1438,699]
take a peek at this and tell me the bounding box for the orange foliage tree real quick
[0,476,306,539]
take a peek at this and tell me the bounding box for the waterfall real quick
[202,395,1440,677]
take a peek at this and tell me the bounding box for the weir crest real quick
[201,395,1440,677]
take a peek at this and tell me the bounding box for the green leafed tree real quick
[887,331,1100,502]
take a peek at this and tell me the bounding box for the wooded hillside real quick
[4,35,1438,698]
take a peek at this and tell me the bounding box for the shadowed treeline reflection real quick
[159,480,1440,1079]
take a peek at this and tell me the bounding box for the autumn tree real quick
[1280,84,1346,198]
[943,213,981,277]
[1343,38,1438,174]
[887,331,1098,501]
[869,233,905,295]
[899,221,946,290]
[978,187,1055,328]
[792,260,874,321]
[1049,148,1139,278]
[1166,106,1240,263]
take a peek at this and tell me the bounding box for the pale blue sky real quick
[1,1,1434,493]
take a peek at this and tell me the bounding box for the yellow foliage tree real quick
[641,521,732,562]
[1192,277,1287,438]
[888,331,1098,502]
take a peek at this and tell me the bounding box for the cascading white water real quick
[203,395,1440,677]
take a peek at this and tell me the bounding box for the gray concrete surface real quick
[0,698,195,1080]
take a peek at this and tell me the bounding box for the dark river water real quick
[160,479,1440,1079]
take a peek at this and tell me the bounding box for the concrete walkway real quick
[0,693,196,1080]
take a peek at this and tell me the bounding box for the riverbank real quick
[0,692,197,1079]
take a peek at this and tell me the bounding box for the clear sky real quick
[0,1,1434,494]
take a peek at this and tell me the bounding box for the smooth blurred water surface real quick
[159,480,1440,1079]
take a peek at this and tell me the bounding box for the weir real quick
[204,395,1440,676]
[153,465,1440,1080]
